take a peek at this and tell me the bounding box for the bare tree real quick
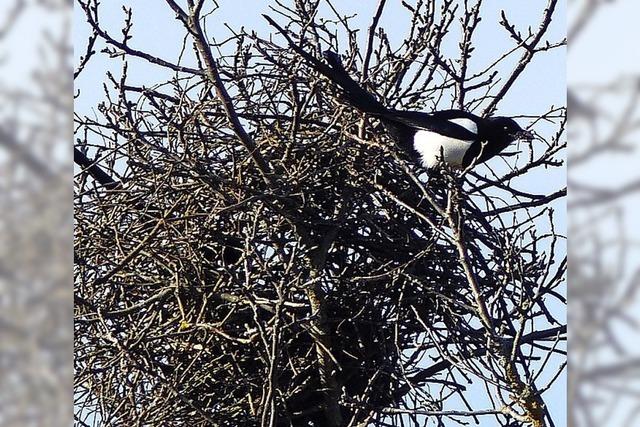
[74,1,566,426]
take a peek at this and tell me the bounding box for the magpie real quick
[319,51,533,169]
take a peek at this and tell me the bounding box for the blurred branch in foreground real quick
[568,1,640,426]
[0,0,72,426]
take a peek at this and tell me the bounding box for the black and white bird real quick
[319,51,533,169]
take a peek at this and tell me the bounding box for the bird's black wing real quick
[382,110,478,141]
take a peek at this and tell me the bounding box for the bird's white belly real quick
[413,130,474,168]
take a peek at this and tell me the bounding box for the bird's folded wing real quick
[384,110,478,141]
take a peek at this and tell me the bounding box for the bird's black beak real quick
[515,129,534,142]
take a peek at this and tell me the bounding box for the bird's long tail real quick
[262,15,387,114]
[320,51,388,115]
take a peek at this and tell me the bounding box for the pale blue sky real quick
[569,1,638,82]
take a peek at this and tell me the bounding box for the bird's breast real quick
[413,130,475,168]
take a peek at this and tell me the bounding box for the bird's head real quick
[488,117,533,142]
